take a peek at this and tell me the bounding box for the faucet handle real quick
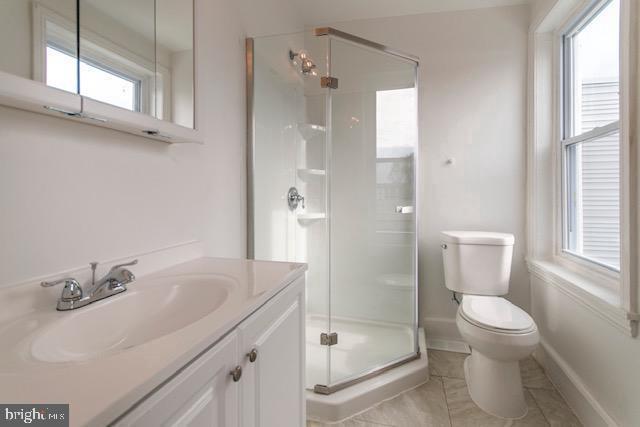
[109,259,138,273]
[41,277,78,287]
[41,278,83,302]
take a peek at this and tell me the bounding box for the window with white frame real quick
[46,44,141,112]
[561,0,620,271]
[35,4,161,115]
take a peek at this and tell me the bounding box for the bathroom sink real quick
[28,274,236,363]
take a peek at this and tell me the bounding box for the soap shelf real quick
[297,168,326,179]
[296,213,326,225]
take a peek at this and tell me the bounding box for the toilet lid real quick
[460,295,535,333]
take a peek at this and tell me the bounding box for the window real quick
[45,45,78,93]
[37,7,154,114]
[562,0,620,271]
[376,88,417,159]
[79,59,140,112]
[46,44,141,112]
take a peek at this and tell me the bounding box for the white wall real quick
[328,5,530,337]
[0,0,302,288]
[531,275,640,426]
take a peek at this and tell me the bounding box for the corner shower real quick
[246,28,420,400]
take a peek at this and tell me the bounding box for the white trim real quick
[425,338,470,353]
[561,121,619,147]
[619,0,639,333]
[527,259,636,336]
[536,339,619,427]
[554,248,619,289]
[32,2,77,84]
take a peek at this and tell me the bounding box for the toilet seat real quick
[459,295,535,334]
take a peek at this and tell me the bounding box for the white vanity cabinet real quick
[114,276,305,427]
[115,332,241,427]
[237,276,306,427]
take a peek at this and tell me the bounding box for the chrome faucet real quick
[41,259,138,311]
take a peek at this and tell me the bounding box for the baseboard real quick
[426,338,470,353]
[423,316,462,341]
[536,339,619,427]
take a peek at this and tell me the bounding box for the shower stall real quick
[246,28,419,396]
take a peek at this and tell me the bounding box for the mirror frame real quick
[0,0,202,144]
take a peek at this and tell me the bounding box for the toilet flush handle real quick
[441,244,447,249]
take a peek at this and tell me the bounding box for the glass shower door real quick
[248,32,332,390]
[327,36,418,387]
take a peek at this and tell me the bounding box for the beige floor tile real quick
[428,350,468,379]
[443,377,549,427]
[307,419,392,426]
[355,378,451,427]
[520,357,554,390]
[308,351,578,427]
[529,388,582,427]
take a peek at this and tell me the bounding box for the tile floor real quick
[307,350,582,427]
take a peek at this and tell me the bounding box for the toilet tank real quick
[440,231,515,296]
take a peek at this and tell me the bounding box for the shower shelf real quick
[297,168,326,179]
[296,213,326,224]
[297,123,326,140]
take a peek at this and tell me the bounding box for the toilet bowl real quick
[456,295,539,418]
[440,231,539,419]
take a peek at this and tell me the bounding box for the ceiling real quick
[301,0,534,25]
[237,0,536,38]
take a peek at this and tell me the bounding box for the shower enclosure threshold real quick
[306,328,428,423]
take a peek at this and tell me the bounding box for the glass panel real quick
[155,0,194,127]
[80,0,156,114]
[567,0,619,136]
[565,131,620,270]
[329,38,417,385]
[0,0,78,93]
[250,32,330,389]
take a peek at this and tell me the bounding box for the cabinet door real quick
[115,332,240,427]
[238,277,305,427]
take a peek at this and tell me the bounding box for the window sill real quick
[526,258,633,336]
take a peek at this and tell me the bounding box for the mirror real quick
[155,0,194,128]
[0,0,195,132]
[0,0,79,94]
[80,0,194,128]
[79,0,157,115]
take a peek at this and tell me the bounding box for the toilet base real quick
[464,351,528,419]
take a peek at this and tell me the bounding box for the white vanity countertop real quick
[0,257,306,427]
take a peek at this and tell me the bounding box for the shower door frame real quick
[246,28,421,395]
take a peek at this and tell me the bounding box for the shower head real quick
[289,49,317,76]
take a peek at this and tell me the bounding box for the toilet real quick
[440,231,539,419]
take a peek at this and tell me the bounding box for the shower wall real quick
[252,36,303,262]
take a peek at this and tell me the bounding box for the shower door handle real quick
[395,206,414,214]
